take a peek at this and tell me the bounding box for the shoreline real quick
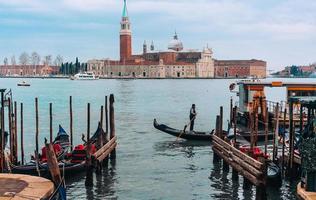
[0,75,266,80]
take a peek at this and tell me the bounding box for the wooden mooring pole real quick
[287,101,294,176]
[109,94,116,159]
[35,98,39,160]
[20,103,24,165]
[0,90,5,172]
[8,98,13,163]
[69,96,73,151]
[103,96,109,166]
[232,106,238,180]
[46,142,62,187]
[281,108,287,176]
[264,106,268,156]
[85,103,93,187]
[13,101,18,164]
[213,115,221,163]
[49,103,53,143]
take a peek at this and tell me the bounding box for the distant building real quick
[0,65,59,76]
[87,0,266,79]
[214,59,267,78]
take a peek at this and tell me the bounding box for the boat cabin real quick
[234,80,316,114]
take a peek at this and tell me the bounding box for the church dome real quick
[168,32,183,51]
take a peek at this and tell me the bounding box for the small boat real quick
[17,81,30,86]
[153,119,212,141]
[11,123,104,176]
[73,72,99,80]
[11,161,85,177]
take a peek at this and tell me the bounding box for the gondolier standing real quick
[189,104,197,131]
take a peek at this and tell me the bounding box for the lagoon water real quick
[0,78,305,199]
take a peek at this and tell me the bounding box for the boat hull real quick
[153,119,212,141]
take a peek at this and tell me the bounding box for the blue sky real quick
[0,0,315,71]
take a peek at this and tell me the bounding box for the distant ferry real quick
[72,72,99,80]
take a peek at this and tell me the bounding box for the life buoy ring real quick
[229,83,236,91]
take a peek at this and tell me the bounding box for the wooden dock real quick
[0,173,54,199]
[297,183,316,200]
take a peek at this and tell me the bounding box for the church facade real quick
[87,0,266,79]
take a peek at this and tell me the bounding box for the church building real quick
[87,0,266,79]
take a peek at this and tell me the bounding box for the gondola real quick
[11,123,104,176]
[11,161,85,177]
[153,119,212,141]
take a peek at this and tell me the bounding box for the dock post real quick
[35,98,39,160]
[264,106,268,156]
[49,103,53,143]
[243,178,252,189]
[85,103,93,187]
[281,108,287,176]
[256,157,267,200]
[230,97,233,123]
[13,101,18,164]
[20,103,24,165]
[69,96,73,151]
[213,115,221,163]
[0,89,5,172]
[8,98,13,163]
[46,142,62,187]
[109,94,116,160]
[103,96,109,167]
[287,101,294,176]
[219,106,223,138]
[232,106,238,180]
[272,103,279,162]
[96,105,104,173]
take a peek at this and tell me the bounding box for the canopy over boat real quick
[153,119,212,141]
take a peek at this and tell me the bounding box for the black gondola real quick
[11,123,105,176]
[11,161,85,177]
[153,119,212,141]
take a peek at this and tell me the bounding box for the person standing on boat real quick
[190,104,197,131]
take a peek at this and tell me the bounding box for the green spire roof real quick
[122,0,128,18]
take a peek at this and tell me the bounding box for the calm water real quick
[0,78,306,200]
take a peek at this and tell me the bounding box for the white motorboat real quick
[73,72,99,80]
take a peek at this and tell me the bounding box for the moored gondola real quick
[11,123,104,177]
[153,119,213,141]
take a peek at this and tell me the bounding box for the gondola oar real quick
[176,116,196,141]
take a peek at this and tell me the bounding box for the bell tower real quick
[120,0,132,62]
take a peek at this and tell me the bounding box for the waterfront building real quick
[87,0,266,79]
[0,64,59,76]
[214,59,267,78]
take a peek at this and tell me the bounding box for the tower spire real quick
[122,0,128,18]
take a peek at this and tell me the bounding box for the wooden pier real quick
[0,88,118,197]
[0,173,54,199]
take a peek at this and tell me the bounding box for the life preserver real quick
[229,83,236,91]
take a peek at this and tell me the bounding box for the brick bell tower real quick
[120,0,132,62]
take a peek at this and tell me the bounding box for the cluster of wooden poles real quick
[0,90,117,186]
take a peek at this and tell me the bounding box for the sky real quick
[0,0,315,71]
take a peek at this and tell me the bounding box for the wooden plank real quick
[97,142,117,162]
[213,140,263,178]
[93,136,116,158]
[212,146,263,186]
[212,134,263,170]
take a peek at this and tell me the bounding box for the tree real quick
[31,52,41,66]
[11,56,16,66]
[3,57,8,66]
[54,55,63,67]
[43,55,52,65]
[19,52,29,65]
